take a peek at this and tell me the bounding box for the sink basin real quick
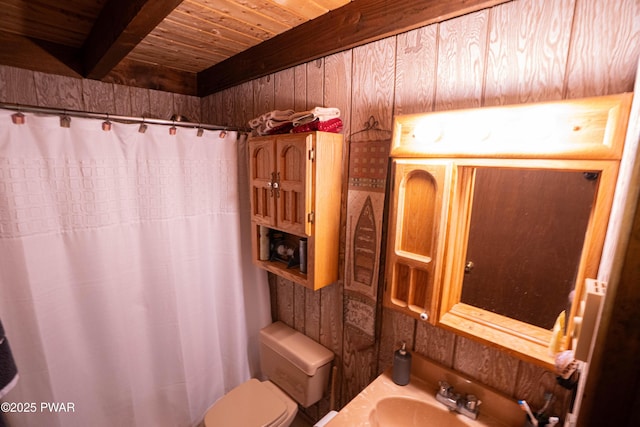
[326,360,523,427]
[369,396,473,427]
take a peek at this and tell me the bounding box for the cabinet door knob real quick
[274,172,280,198]
[269,172,278,197]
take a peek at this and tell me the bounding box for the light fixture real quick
[413,119,443,143]
[196,127,204,137]
[138,119,147,133]
[219,130,227,138]
[169,122,177,135]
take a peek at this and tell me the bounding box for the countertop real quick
[326,354,525,427]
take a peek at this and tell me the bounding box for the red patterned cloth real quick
[292,118,343,134]
[264,122,294,135]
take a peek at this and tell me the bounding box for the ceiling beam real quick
[197,0,511,96]
[82,0,183,79]
[0,30,195,96]
[0,30,82,78]
[104,58,198,96]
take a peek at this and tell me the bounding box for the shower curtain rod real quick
[0,102,249,132]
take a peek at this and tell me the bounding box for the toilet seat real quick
[203,378,297,427]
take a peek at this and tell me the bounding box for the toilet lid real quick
[204,379,288,427]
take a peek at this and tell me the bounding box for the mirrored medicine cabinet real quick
[383,93,633,369]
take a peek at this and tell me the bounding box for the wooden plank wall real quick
[0,67,201,121]
[202,0,640,421]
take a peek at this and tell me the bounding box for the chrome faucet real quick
[436,381,481,420]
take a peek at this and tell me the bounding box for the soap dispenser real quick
[392,342,412,386]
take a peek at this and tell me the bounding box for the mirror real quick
[460,167,598,330]
[439,159,619,368]
[386,93,633,369]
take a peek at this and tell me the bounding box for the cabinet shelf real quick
[394,250,433,265]
[253,258,308,284]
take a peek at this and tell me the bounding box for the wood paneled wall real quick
[0,66,201,121]
[203,0,640,422]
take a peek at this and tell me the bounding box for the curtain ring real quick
[60,110,71,128]
[11,105,25,125]
[102,113,112,131]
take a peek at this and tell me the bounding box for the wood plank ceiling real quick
[0,0,509,96]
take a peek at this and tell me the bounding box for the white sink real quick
[369,396,474,427]
[326,355,523,427]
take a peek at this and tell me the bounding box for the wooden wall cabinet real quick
[249,131,343,290]
[383,93,633,369]
[383,160,452,323]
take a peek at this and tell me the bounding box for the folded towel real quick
[249,107,342,136]
[0,319,18,399]
[292,117,343,134]
[248,109,295,135]
[292,107,341,127]
[248,109,295,129]
[311,106,341,119]
[265,122,294,135]
[264,109,295,121]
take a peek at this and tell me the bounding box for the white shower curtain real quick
[0,109,270,427]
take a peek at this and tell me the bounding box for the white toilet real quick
[203,321,334,427]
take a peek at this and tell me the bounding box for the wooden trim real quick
[197,0,511,95]
[439,308,556,369]
[82,0,182,79]
[449,303,552,346]
[305,134,314,237]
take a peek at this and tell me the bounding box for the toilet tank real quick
[260,321,334,408]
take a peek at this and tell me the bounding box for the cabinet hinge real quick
[307,211,315,224]
[308,148,315,161]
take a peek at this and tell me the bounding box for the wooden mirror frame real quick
[388,93,633,369]
[439,158,618,368]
